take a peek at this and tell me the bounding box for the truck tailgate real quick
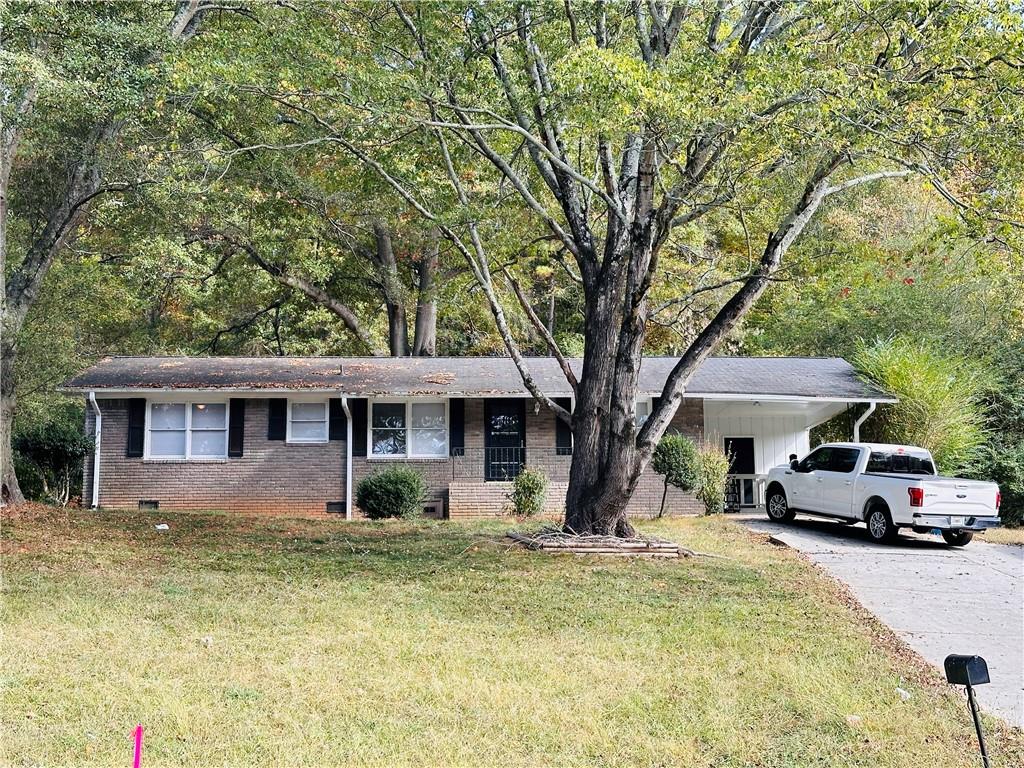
[917,477,999,517]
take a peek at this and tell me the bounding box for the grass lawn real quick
[980,526,1024,546]
[2,508,1021,767]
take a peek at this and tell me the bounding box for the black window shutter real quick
[351,398,368,456]
[328,398,347,441]
[449,398,465,456]
[554,397,572,455]
[518,398,528,446]
[126,398,146,457]
[228,399,245,457]
[267,398,287,441]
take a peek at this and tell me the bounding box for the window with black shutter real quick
[228,399,245,457]
[126,398,146,457]
[449,398,465,456]
[267,398,287,440]
[554,397,572,455]
[350,398,368,456]
[328,398,347,441]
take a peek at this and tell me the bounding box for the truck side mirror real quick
[790,459,800,471]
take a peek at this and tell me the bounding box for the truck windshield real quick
[866,452,936,475]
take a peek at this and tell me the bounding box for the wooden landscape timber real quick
[507,529,688,558]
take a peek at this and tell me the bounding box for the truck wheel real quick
[866,504,898,544]
[941,530,973,547]
[766,488,795,522]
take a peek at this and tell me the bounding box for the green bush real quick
[651,434,700,516]
[982,443,1024,527]
[355,467,425,520]
[509,468,548,518]
[853,337,992,475]
[14,416,91,506]
[970,341,1024,527]
[696,442,731,516]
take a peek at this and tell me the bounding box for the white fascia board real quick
[70,388,897,404]
[675,392,896,403]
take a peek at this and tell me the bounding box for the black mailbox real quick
[944,654,990,686]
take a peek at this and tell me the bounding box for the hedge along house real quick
[63,356,894,519]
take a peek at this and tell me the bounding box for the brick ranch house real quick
[63,356,893,519]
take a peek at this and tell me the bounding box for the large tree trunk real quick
[0,338,23,504]
[372,222,411,356]
[411,230,438,356]
[563,267,645,537]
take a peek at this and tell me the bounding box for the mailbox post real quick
[943,654,991,768]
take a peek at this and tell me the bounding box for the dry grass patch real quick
[2,508,1021,767]
[979,527,1024,546]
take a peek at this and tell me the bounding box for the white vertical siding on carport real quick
[701,399,854,475]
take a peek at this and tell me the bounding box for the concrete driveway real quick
[738,512,1024,727]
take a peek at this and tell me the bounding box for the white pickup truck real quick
[764,442,1001,546]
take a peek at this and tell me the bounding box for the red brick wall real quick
[84,396,704,519]
[84,398,343,516]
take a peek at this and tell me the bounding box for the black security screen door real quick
[724,437,757,508]
[484,399,525,480]
[724,437,755,475]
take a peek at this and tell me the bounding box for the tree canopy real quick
[2,1,1022,527]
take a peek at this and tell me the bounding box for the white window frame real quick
[635,397,653,427]
[368,398,449,459]
[144,398,230,461]
[286,397,330,444]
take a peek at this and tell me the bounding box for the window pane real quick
[151,403,186,430]
[411,427,447,456]
[150,430,186,457]
[372,429,406,455]
[291,421,327,441]
[191,430,227,457]
[411,402,445,429]
[372,403,406,429]
[191,403,226,429]
[292,402,326,421]
[800,448,831,472]
[635,400,651,426]
[830,448,860,474]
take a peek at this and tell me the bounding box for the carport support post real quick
[340,394,353,521]
[966,683,990,768]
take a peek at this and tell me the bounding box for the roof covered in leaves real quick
[63,356,894,402]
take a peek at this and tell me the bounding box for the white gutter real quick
[340,394,352,521]
[87,392,102,508]
[853,401,877,442]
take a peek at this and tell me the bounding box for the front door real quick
[484,399,526,481]
[724,437,757,507]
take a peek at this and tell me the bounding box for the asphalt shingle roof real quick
[63,356,894,402]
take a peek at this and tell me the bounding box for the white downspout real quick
[340,394,352,521]
[853,401,876,442]
[87,391,102,508]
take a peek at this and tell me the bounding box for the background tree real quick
[0,1,238,502]
[253,1,1022,534]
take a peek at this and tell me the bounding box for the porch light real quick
[944,654,991,768]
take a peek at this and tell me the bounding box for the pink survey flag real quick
[132,725,143,768]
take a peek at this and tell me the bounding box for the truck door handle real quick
[816,477,823,483]
[844,481,853,486]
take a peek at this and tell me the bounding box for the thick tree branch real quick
[504,270,578,397]
[637,151,847,454]
[202,230,385,356]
